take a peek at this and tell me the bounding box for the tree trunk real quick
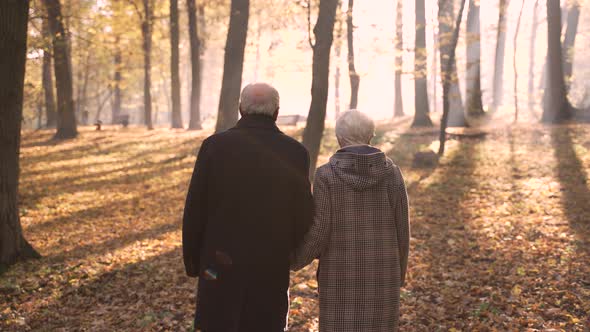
[112,41,122,124]
[44,0,77,139]
[187,0,202,130]
[465,0,484,116]
[492,0,508,110]
[95,89,113,124]
[513,0,525,122]
[439,0,468,156]
[78,51,91,125]
[254,7,262,81]
[41,16,56,128]
[528,0,539,111]
[431,20,438,114]
[334,6,343,120]
[411,0,432,127]
[0,0,41,273]
[215,0,250,133]
[36,101,43,130]
[347,0,360,109]
[302,0,339,179]
[170,0,182,128]
[142,0,154,129]
[393,0,404,117]
[562,0,580,92]
[542,0,571,122]
[438,0,466,127]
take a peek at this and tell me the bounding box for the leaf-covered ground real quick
[1,123,589,331]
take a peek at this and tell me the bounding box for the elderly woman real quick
[292,110,410,331]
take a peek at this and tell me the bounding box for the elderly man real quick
[292,110,410,332]
[183,83,314,331]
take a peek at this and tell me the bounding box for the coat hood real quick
[329,145,394,191]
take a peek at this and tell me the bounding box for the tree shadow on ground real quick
[29,249,196,331]
[550,126,590,240]
[400,137,497,330]
[382,130,441,192]
[19,140,199,213]
[23,181,184,236]
[48,221,178,264]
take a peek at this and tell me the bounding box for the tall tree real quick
[140,0,154,129]
[492,0,508,110]
[562,0,580,92]
[528,0,540,111]
[438,0,467,126]
[513,0,525,122]
[76,50,91,125]
[0,0,40,272]
[41,15,56,128]
[439,0,468,156]
[346,0,359,109]
[187,0,202,130]
[215,0,250,133]
[411,0,432,127]
[542,0,571,122]
[393,0,404,117]
[44,0,77,138]
[170,0,182,128]
[302,0,339,178]
[334,4,343,120]
[465,0,484,116]
[112,37,122,124]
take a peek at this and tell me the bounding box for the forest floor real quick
[1,121,589,331]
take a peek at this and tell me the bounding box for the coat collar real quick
[236,114,280,131]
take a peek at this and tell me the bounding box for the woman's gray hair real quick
[239,83,280,117]
[335,110,375,147]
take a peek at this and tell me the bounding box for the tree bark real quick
[77,51,91,125]
[346,0,359,109]
[438,0,466,127]
[465,0,484,116]
[44,0,77,138]
[170,0,183,128]
[562,0,580,92]
[411,0,432,127]
[542,0,571,122]
[334,6,343,120]
[187,0,202,130]
[439,0,468,156]
[112,40,122,124]
[393,0,404,117]
[141,0,154,129]
[41,16,56,128]
[492,0,509,110]
[528,0,539,111]
[0,0,41,273]
[513,0,525,122]
[215,0,250,133]
[302,0,339,179]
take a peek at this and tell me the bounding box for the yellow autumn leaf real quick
[511,285,522,297]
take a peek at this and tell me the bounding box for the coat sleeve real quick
[182,139,211,277]
[291,171,331,271]
[392,166,410,286]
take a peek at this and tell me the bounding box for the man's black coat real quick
[182,115,314,331]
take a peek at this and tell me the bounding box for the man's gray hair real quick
[335,110,375,147]
[239,83,280,117]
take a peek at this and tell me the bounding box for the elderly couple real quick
[183,83,410,332]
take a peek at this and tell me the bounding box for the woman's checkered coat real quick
[292,146,410,332]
